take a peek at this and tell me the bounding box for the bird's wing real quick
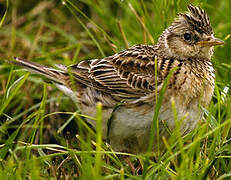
[70,45,162,100]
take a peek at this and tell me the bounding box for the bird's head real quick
[158,4,224,60]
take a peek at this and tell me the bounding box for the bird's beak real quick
[197,36,224,47]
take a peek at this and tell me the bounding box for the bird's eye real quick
[184,33,191,41]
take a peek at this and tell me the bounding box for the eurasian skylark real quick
[8,5,224,153]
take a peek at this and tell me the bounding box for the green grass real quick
[0,0,231,179]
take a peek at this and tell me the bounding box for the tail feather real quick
[7,57,67,84]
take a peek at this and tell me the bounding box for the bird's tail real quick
[7,57,67,84]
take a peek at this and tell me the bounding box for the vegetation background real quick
[0,0,230,179]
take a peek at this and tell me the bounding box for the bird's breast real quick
[162,61,215,131]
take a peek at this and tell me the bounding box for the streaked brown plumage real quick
[7,5,224,153]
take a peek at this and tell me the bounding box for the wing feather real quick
[69,45,163,100]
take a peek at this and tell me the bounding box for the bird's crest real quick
[175,4,213,35]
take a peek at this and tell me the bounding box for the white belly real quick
[84,98,201,153]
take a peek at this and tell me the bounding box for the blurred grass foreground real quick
[0,0,231,179]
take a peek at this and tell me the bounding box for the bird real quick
[7,5,224,153]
